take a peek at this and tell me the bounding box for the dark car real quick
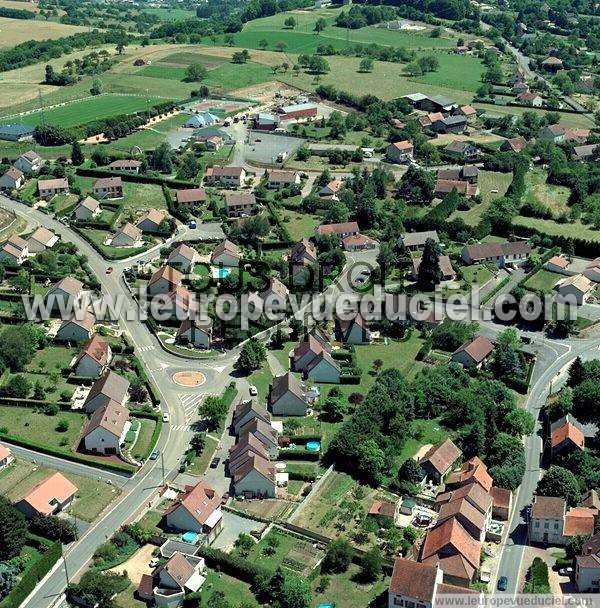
[497,576,508,591]
[210,457,221,469]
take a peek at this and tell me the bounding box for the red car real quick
[106,267,113,274]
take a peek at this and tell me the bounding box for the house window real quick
[544,522,549,529]
[554,523,559,530]
[406,601,415,608]
[535,521,540,528]
[393,599,404,606]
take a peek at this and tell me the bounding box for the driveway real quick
[109,544,155,585]
[212,511,266,551]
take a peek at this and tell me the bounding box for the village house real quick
[539,123,566,143]
[573,144,597,163]
[435,483,493,528]
[432,115,468,134]
[147,266,183,296]
[412,255,456,283]
[211,239,242,267]
[564,128,591,145]
[419,517,482,587]
[266,170,300,189]
[456,105,477,122]
[0,235,28,265]
[136,209,165,233]
[168,243,198,272]
[500,136,528,153]
[269,372,309,416]
[107,159,142,174]
[38,178,69,199]
[82,401,130,455]
[582,490,600,514]
[319,179,343,200]
[16,472,77,518]
[0,443,13,470]
[315,221,360,239]
[75,196,101,221]
[14,151,43,174]
[224,192,257,218]
[517,91,544,106]
[512,81,530,95]
[306,350,341,383]
[388,557,478,608]
[289,238,317,267]
[419,438,462,484]
[447,457,494,493]
[434,179,477,199]
[27,226,59,254]
[438,166,479,185]
[556,274,593,305]
[451,336,495,369]
[232,452,276,498]
[200,135,222,151]
[576,533,600,592]
[342,233,379,252]
[110,223,142,248]
[232,400,271,436]
[419,112,444,129]
[437,496,487,542]
[541,56,563,70]
[529,495,595,545]
[0,167,25,191]
[165,481,223,543]
[159,286,198,319]
[399,230,440,251]
[238,418,278,459]
[369,500,400,526]
[47,276,84,311]
[92,176,123,200]
[74,334,111,377]
[204,166,246,187]
[550,414,585,458]
[461,241,531,267]
[544,255,570,274]
[490,486,513,521]
[336,313,371,345]
[229,433,271,472]
[175,187,207,209]
[83,370,130,414]
[584,258,600,283]
[386,140,414,164]
[260,277,289,311]
[137,552,207,608]
[177,317,212,349]
[293,333,330,372]
[444,141,478,160]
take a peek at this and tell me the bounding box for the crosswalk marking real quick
[178,392,219,423]
[171,424,192,432]
[138,345,154,353]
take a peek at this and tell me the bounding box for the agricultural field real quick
[0,16,87,48]
[474,102,596,129]
[513,216,600,243]
[524,167,571,217]
[142,6,197,21]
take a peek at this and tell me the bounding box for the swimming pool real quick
[182,531,199,543]
[306,441,321,452]
[211,266,231,279]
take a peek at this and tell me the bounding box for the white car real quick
[249,386,258,396]
[162,412,170,423]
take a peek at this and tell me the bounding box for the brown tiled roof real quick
[168,243,197,264]
[4,167,23,181]
[207,166,244,178]
[148,265,183,288]
[503,136,527,152]
[422,554,476,583]
[446,456,493,492]
[85,371,130,406]
[50,276,83,297]
[559,273,593,294]
[342,234,378,249]
[452,336,495,365]
[232,452,275,484]
[176,187,206,204]
[93,176,122,189]
[582,490,600,511]
[392,140,413,151]
[164,481,221,526]
[78,196,100,212]
[136,208,165,228]
[389,558,438,601]
[108,159,141,169]
[420,517,481,570]
[437,497,486,536]
[369,500,396,518]
[289,238,317,264]
[238,417,277,444]
[293,334,323,364]
[38,178,68,190]
[160,552,195,588]
[224,192,256,209]
[232,400,271,430]
[564,507,595,537]
[229,432,270,464]
[531,495,565,520]
[76,334,110,367]
[437,583,480,595]
[59,310,95,332]
[400,231,439,248]
[305,351,340,375]
[490,486,512,509]
[315,221,359,236]
[260,276,288,299]
[113,222,141,242]
[413,255,455,279]
[551,421,585,450]
[159,286,198,315]
[337,312,369,334]
[83,401,129,439]
[436,483,493,515]
[19,472,77,516]
[419,438,461,477]
[212,239,241,260]
[435,179,471,196]
[546,255,569,269]
[268,170,298,183]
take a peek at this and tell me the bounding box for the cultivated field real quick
[0,16,87,47]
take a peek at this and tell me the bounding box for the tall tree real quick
[536,465,581,506]
[417,238,442,289]
[71,140,84,166]
[0,497,27,560]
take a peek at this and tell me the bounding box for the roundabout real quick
[172,371,206,387]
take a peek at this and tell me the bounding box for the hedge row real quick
[0,541,61,608]
[196,546,271,584]
[75,167,196,190]
[133,414,163,461]
[131,356,161,406]
[0,396,72,410]
[0,432,136,474]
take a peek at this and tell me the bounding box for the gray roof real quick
[399,230,440,247]
[233,400,271,430]
[0,123,35,136]
[85,370,129,405]
[269,372,306,405]
[430,94,458,107]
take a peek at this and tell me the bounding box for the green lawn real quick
[280,209,321,241]
[202,61,275,92]
[513,216,600,243]
[138,64,189,80]
[187,435,219,476]
[0,406,84,449]
[396,417,447,465]
[199,570,259,607]
[460,263,496,287]
[524,167,571,217]
[248,361,274,402]
[26,345,76,373]
[19,372,75,400]
[523,269,562,294]
[79,228,151,260]
[142,7,197,20]
[0,94,169,128]
[130,418,157,461]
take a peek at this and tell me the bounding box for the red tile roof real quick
[564,507,595,537]
[389,558,438,602]
[19,472,77,516]
[164,481,221,526]
[421,517,481,571]
[419,438,461,477]
[551,421,585,451]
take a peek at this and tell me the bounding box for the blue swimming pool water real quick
[218,268,231,278]
[306,441,321,452]
[182,531,199,543]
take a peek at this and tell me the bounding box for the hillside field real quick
[0,16,87,47]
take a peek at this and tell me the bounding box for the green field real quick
[0,94,169,128]
[524,167,571,217]
[142,6,197,20]
[513,216,600,243]
[138,64,189,80]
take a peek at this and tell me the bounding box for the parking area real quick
[109,543,155,585]
[244,131,305,165]
[212,510,267,551]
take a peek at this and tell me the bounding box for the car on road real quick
[249,386,258,396]
[150,450,160,460]
[210,457,220,469]
[162,412,170,423]
[497,576,508,591]
[106,266,113,274]
[558,567,573,576]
